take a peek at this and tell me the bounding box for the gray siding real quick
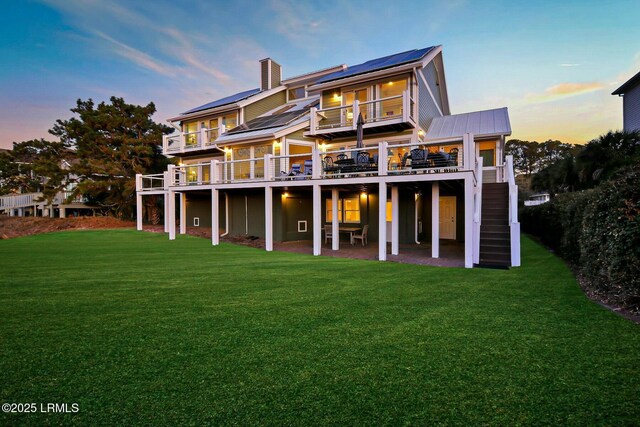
[423,61,443,112]
[623,83,640,132]
[417,70,442,131]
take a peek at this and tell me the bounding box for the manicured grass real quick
[1,230,638,425]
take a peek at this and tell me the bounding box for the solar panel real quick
[315,47,436,84]
[182,88,261,114]
[226,110,309,135]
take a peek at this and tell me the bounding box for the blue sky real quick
[1,0,639,149]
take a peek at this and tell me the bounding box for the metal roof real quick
[612,70,640,95]
[314,47,436,84]
[425,108,512,139]
[182,88,261,114]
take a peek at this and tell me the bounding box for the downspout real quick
[415,192,421,244]
[220,193,230,237]
[245,195,248,235]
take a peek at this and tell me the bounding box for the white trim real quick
[391,186,399,255]
[211,188,219,245]
[236,86,286,108]
[378,182,387,261]
[431,182,439,258]
[282,64,346,85]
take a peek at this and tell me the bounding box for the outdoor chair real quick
[448,148,459,166]
[410,148,428,169]
[336,153,348,161]
[287,163,302,179]
[323,156,338,174]
[351,224,369,246]
[303,160,313,176]
[323,224,333,244]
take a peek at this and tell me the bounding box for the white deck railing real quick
[310,90,415,134]
[162,127,222,155]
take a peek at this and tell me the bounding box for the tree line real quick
[506,130,640,195]
[0,97,172,218]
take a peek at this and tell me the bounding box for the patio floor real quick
[274,239,465,268]
[144,226,465,268]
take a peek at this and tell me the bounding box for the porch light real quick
[319,143,327,152]
[282,192,289,198]
[333,93,341,101]
[360,192,367,199]
[418,129,424,137]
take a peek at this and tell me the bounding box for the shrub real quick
[520,161,640,312]
[579,164,640,311]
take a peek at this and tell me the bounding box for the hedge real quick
[520,162,640,312]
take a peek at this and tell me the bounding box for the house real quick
[612,70,640,132]
[524,193,550,206]
[0,157,93,217]
[136,46,521,268]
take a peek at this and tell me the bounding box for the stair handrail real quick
[473,157,483,264]
[505,154,521,266]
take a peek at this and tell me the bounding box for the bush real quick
[579,164,640,311]
[520,162,640,312]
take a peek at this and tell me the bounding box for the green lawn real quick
[1,230,638,426]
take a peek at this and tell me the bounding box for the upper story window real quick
[288,86,306,101]
[207,113,238,131]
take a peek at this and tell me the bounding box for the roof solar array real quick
[227,111,305,135]
[182,88,261,114]
[315,47,436,84]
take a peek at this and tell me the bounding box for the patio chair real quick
[324,224,333,244]
[303,159,313,177]
[323,156,338,174]
[288,163,302,177]
[448,148,459,166]
[351,224,369,246]
[410,148,428,169]
[336,153,348,161]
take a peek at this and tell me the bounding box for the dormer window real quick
[287,86,306,101]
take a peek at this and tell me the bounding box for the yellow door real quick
[439,196,456,240]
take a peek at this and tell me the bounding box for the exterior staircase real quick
[478,183,511,268]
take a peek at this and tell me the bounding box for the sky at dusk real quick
[1,0,639,149]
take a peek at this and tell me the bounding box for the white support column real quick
[312,184,321,256]
[179,192,186,235]
[168,191,176,240]
[163,191,170,233]
[59,207,65,218]
[265,186,273,251]
[136,193,143,231]
[312,149,321,179]
[432,182,439,258]
[378,141,388,176]
[49,205,54,218]
[391,185,399,255]
[331,188,339,250]
[464,176,474,268]
[309,107,317,135]
[378,182,387,261]
[211,188,219,246]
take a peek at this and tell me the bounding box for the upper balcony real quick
[307,90,416,139]
[162,127,222,156]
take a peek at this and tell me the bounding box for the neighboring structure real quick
[524,193,550,207]
[0,157,93,217]
[612,70,640,132]
[137,46,521,268]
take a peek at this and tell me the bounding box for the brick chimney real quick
[259,58,282,91]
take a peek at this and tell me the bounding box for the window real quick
[325,197,360,223]
[378,78,407,119]
[478,141,496,167]
[221,114,237,131]
[288,87,306,101]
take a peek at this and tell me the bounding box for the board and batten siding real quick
[417,69,442,131]
[623,82,640,132]
[244,91,287,121]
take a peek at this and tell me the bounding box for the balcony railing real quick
[309,90,415,135]
[141,137,476,191]
[162,127,222,155]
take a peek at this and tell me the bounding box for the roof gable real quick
[612,70,640,95]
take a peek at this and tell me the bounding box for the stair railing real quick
[473,157,483,264]
[505,155,521,266]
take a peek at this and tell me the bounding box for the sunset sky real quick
[1,0,639,149]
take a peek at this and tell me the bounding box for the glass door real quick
[342,89,368,126]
